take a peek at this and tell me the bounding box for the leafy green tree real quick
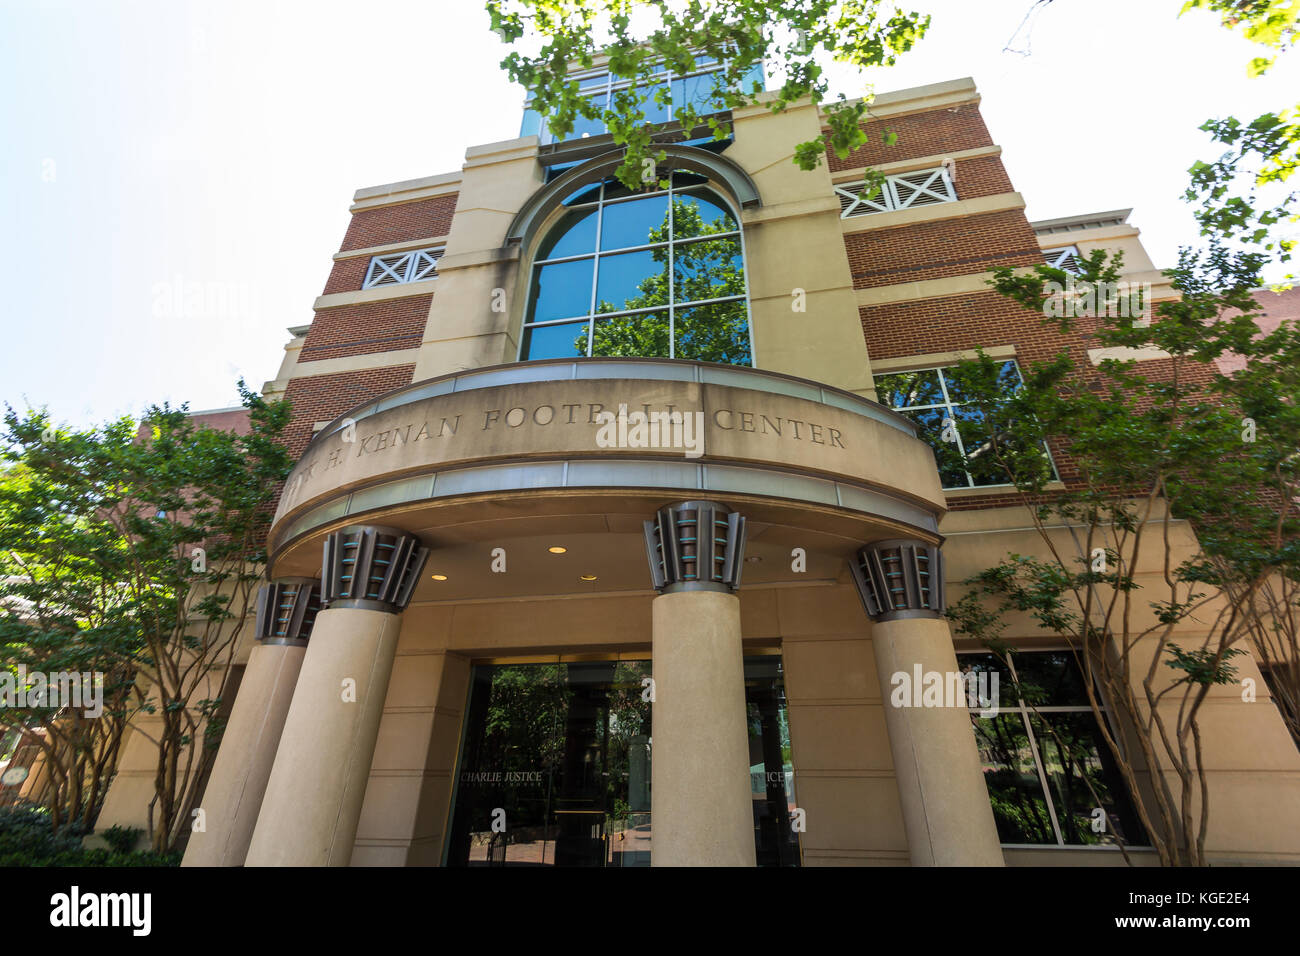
[0,382,291,852]
[487,0,929,189]
[1181,0,1300,265]
[942,235,1298,866]
[0,443,150,834]
[951,2,1300,868]
[588,194,750,362]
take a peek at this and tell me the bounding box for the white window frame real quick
[362,247,443,290]
[836,167,958,218]
[872,360,1059,490]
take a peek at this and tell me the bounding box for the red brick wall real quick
[845,211,1041,289]
[298,296,432,363]
[274,194,458,476]
[281,365,416,459]
[1217,286,1300,374]
[863,290,1087,363]
[339,194,457,252]
[825,103,994,172]
[322,256,373,295]
[946,155,1014,201]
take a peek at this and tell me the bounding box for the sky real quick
[1,0,1296,426]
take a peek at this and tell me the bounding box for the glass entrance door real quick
[445,656,799,867]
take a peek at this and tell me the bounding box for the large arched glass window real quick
[520,171,752,366]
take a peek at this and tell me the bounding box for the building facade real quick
[111,66,1300,866]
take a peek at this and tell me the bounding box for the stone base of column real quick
[245,607,401,867]
[872,616,1004,866]
[651,589,756,867]
[182,641,307,867]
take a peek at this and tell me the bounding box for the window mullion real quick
[668,175,676,359]
[936,368,975,487]
[1010,656,1067,846]
[587,198,602,358]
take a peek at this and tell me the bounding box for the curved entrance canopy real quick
[267,358,947,606]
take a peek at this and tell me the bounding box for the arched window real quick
[520,171,752,366]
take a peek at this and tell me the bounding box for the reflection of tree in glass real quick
[603,661,652,822]
[972,707,1128,846]
[1030,714,1123,845]
[584,198,749,364]
[971,713,1058,844]
[873,362,1053,489]
[483,664,567,779]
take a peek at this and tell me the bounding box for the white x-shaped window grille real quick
[1043,246,1082,274]
[836,167,957,219]
[362,247,443,289]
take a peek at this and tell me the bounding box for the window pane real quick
[546,161,582,184]
[637,81,671,125]
[901,407,969,488]
[521,108,544,138]
[595,249,669,313]
[567,94,607,140]
[738,59,765,94]
[952,406,1012,487]
[578,72,608,91]
[671,71,721,118]
[673,189,736,238]
[745,657,801,866]
[875,369,944,409]
[970,712,1058,844]
[959,653,1018,709]
[591,311,670,359]
[671,171,709,189]
[1029,713,1147,846]
[562,182,604,207]
[1010,651,1092,708]
[537,207,598,260]
[601,179,655,202]
[675,301,751,365]
[523,320,589,360]
[600,194,670,250]
[942,360,1021,405]
[530,259,593,322]
[674,235,743,302]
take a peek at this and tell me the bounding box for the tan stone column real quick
[644,501,755,867]
[182,578,320,867]
[244,526,428,867]
[852,540,1004,866]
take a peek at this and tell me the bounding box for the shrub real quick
[101,824,143,854]
[0,804,179,867]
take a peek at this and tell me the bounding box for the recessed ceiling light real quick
[579,574,598,581]
[431,574,448,581]
[548,546,567,554]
